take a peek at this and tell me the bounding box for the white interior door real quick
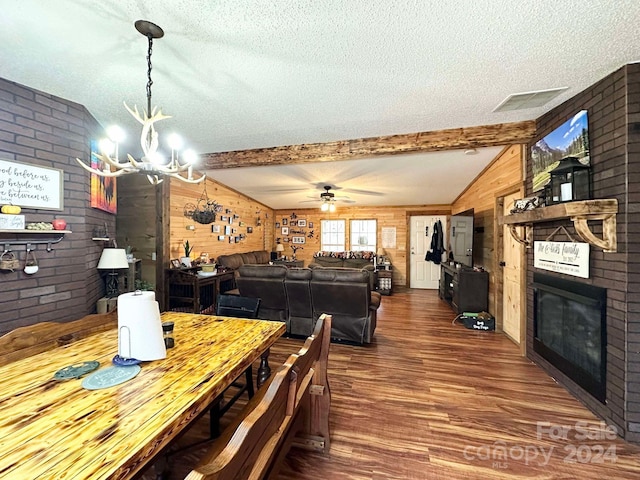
[410,215,446,289]
[502,192,524,346]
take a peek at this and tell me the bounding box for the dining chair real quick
[210,294,261,438]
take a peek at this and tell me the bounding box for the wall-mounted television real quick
[449,209,474,267]
[530,109,590,193]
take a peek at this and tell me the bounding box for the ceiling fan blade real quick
[341,187,385,196]
[257,186,310,193]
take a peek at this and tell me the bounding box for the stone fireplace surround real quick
[525,63,640,443]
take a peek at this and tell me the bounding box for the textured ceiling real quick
[1,1,639,208]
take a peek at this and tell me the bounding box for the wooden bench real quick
[184,313,332,480]
[0,311,118,366]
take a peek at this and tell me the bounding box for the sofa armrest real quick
[370,291,382,310]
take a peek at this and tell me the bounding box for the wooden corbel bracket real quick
[501,199,618,252]
[571,214,617,252]
[508,225,533,248]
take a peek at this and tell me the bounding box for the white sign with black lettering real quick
[534,241,589,279]
[0,159,63,210]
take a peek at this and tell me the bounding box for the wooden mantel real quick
[499,199,618,252]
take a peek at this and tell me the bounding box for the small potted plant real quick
[125,245,135,263]
[181,241,194,267]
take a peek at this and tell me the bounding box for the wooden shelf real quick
[499,199,618,252]
[0,229,71,252]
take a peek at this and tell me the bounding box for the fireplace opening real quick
[533,273,607,403]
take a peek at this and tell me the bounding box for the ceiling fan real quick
[299,185,355,210]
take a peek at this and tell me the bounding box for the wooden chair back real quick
[0,311,118,366]
[185,355,298,480]
[282,313,332,456]
[185,314,332,480]
[216,294,261,318]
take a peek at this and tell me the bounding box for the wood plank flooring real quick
[142,288,640,480]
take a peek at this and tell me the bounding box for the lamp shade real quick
[276,244,284,252]
[377,247,385,257]
[97,248,129,269]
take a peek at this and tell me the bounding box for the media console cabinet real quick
[439,263,488,314]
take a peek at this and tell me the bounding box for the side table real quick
[376,265,393,295]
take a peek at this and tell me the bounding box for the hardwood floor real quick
[146,288,640,479]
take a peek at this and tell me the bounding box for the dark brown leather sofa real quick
[216,250,270,271]
[309,251,375,290]
[235,264,381,344]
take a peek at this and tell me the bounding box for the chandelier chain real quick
[146,35,153,115]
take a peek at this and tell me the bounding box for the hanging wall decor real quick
[190,182,221,224]
[89,141,117,214]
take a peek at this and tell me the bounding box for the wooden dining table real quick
[0,312,285,480]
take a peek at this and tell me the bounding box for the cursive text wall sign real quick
[0,159,63,210]
[533,241,590,279]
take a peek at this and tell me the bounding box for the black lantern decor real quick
[547,156,591,204]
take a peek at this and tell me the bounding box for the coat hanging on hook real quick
[425,220,444,264]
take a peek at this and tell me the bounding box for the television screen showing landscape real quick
[530,110,590,192]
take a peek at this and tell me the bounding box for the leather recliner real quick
[309,268,381,344]
[236,264,288,322]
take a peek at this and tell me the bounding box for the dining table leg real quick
[257,348,272,388]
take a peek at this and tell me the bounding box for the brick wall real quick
[0,77,115,334]
[526,64,639,442]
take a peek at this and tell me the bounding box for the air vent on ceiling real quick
[493,87,568,112]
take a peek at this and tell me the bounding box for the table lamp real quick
[377,247,386,262]
[276,243,284,259]
[97,248,129,298]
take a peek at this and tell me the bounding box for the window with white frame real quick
[350,219,377,251]
[320,219,346,251]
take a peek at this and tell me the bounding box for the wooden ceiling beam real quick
[201,120,536,169]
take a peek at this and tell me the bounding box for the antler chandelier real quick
[76,20,204,185]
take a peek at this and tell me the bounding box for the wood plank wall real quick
[451,145,524,314]
[116,175,159,286]
[168,177,274,263]
[272,205,451,287]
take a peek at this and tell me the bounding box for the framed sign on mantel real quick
[0,159,63,210]
[533,241,590,279]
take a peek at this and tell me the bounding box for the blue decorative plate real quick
[81,365,141,390]
[54,361,100,380]
[112,355,141,366]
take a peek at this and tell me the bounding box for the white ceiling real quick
[2,1,639,209]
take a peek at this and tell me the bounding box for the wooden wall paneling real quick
[157,180,170,311]
[273,205,451,287]
[116,175,158,288]
[451,145,525,316]
[168,177,273,265]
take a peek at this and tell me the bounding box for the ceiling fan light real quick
[321,202,329,212]
[329,203,336,212]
